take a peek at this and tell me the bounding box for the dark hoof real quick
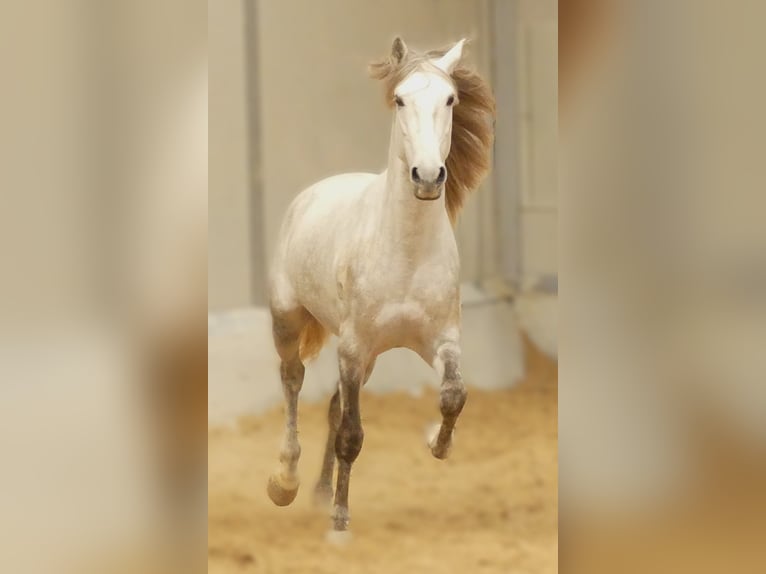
[430,443,451,459]
[427,423,453,459]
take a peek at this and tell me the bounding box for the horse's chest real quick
[357,282,456,350]
[357,265,454,321]
[361,298,436,352]
[344,250,459,349]
[372,299,430,330]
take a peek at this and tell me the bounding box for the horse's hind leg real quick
[266,306,307,506]
[428,340,467,459]
[314,359,375,508]
[312,387,340,507]
[328,343,369,537]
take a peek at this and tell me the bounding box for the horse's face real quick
[393,40,465,201]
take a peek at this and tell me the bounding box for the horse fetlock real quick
[331,504,350,531]
[335,421,364,463]
[278,441,301,465]
[440,383,467,418]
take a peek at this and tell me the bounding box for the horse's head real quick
[384,37,465,201]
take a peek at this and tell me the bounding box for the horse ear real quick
[391,37,408,64]
[434,38,466,74]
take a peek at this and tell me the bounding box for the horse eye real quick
[446,95,455,106]
[394,96,404,107]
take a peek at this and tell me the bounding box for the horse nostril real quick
[436,166,446,184]
[411,167,420,182]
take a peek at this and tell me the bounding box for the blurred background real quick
[1,0,763,573]
[559,0,766,572]
[0,2,206,573]
[208,1,558,573]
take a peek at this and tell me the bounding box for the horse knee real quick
[435,344,466,418]
[440,383,467,419]
[335,417,364,463]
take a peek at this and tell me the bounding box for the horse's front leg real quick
[428,340,467,459]
[314,359,375,508]
[329,341,369,537]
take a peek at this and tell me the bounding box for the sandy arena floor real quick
[209,340,557,573]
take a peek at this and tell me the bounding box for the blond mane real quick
[369,41,496,224]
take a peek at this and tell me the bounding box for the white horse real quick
[266,37,495,536]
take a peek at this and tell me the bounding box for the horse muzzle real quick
[414,184,443,201]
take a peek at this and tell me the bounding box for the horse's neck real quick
[376,126,451,257]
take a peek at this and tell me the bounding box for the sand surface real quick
[209,341,557,573]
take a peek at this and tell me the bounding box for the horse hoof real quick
[431,442,452,459]
[426,423,453,460]
[325,528,352,546]
[312,482,334,509]
[267,473,299,506]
